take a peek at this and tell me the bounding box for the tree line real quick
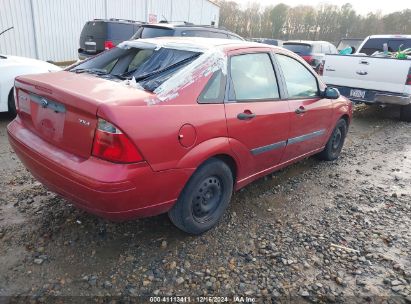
[216,1,411,43]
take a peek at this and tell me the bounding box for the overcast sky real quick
[234,0,410,15]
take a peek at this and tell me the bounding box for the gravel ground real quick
[0,105,410,303]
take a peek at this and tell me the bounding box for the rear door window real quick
[283,44,312,55]
[276,54,319,98]
[229,53,279,101]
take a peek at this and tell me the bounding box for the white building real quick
[0,0,220,62]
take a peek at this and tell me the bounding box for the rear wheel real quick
[168,158,233,235]
[7,89,17,117]
[400,104,411,122]
[317,119,347,161]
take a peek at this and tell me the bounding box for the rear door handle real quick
[237,112,256,120]
[356,71,368,75]
[295,106,307,114]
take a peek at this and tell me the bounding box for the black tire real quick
[7,89,17,117]
[317,119,347,161]
[400,104,411,122]
[168,158,233,235]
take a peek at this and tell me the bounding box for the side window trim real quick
[225,51,282,103]
[274,52,321,100]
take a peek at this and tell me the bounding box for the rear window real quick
[70,46,200,92]
[261,39,279,46]
[80,21,106,38]
[283,43,312,55]
[229,35,243,41]
[181,30,210,37]
[107,23,136,41]
[132,27,174,39]
[360,38,411,55]
[208,32,228,39]
[337,39,363,51]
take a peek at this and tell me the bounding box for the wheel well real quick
[340,114,349,125]
[8,88,14,103]
[212,154,237,183]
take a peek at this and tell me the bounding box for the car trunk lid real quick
[14,71,154,159]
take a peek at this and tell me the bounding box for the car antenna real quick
[161,15,168,23]
[0,26,14,37]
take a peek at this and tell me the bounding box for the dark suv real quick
[78,19,144,60]
[283,40,338,74]
[131,22,244,40]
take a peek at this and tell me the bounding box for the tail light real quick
[104,40,115,50]
[406,67,411,85]
[317,62,324,76]
[14,87,19,111]
[92,118,143,163]
[301,55,313,64]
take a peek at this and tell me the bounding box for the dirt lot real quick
[0,106,410,303]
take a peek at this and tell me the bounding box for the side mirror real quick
[323,87,340,99]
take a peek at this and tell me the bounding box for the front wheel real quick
[168,158,233,235]
[400,104,411,122]
[317,119,348,161]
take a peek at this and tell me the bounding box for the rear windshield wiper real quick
[72,68,109,75]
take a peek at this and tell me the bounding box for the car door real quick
[225,49,291,176]
[275,53,333,162]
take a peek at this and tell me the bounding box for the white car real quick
[0,54,61,115]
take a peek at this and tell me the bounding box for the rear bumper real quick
[330,85,411,106]
[373,93,411,106]
[7,118,192,221]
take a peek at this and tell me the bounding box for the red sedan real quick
[7,37,352,234]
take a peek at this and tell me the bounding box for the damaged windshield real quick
[70,46,201,91]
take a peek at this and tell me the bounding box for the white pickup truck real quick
[323,35,411,121]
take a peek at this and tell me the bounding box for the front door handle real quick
[295,106,307,114]
[237,112,256,120]
[356,71,368,75]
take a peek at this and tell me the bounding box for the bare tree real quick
[216,0,411,42]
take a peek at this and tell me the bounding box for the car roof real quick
[91,18,144,24]
[367,34,411,39]
[121,37,279,52]
[143,23,221,29]
[284,40,330,45]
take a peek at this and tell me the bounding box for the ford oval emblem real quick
[40,98,48,108]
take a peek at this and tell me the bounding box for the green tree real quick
[270,3,289,39]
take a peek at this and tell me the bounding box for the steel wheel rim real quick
[332,128,343,151]
[192,176,222,223]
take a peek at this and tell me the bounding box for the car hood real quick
[0,54,61,71]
